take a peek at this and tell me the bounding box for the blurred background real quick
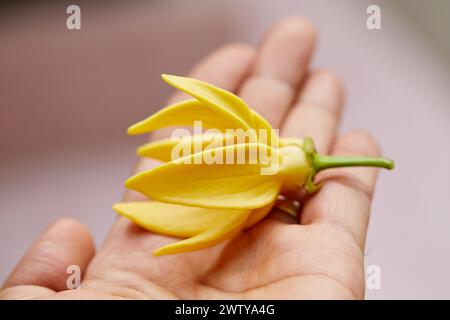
[1,0,449,299]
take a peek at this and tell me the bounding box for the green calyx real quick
[302,136,394,193]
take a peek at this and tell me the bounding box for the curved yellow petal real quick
[242,200,276,229]
[154,209,250,255]
[137,133,235,162]
[126,144,282,210]
[127,99,251,136]
[137,138,180,162]
[113,201,249,238]
[162,74,254,128]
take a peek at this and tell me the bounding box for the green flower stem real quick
[313,154,394,172]
[302,136,394,193]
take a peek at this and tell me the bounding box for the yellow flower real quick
[113,75,394,256]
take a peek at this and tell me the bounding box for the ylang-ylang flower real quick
[114,75,394,256]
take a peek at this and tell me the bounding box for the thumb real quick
[2,218,95,292]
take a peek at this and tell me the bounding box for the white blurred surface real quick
[1,0,449,298]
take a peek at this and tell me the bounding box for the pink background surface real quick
[1,0,449,298]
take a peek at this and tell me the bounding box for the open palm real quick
[1,17,382,300]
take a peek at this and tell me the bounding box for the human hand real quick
[1,17,383,300]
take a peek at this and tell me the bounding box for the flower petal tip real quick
[161,73,177,83]
[124,177,136,190]
[127,123,142,135]
[153,247,170,256]
[112,203,130,218]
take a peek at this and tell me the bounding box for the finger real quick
[300,130,381,251]
[282,69,344,154]
[123,43,256,201]
[3,218,95,292]
[238,17,316,127]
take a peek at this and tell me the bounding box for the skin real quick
[1,17,383,300]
